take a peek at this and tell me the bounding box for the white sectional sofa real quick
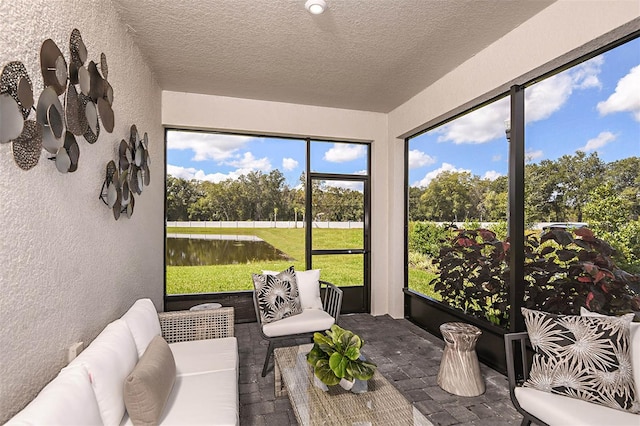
[7,299,239,426]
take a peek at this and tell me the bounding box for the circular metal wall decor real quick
[1,61,34,118]
[65,131,80,172]
[100,52,108,80]
[0,93,24,144]
[100,126,151,220]
[97,97,114,133]
[40,39,68,96]
[69,29,88,67]
[11,120,42,170]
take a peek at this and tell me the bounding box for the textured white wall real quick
[162,92,390,316]
[386,2,640,318]
[0,1,163,421]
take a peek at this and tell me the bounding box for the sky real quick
[167,37,639,190]
[409,37,640,187]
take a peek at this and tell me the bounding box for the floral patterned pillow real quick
[252,266,303,324]
[521,308,639,413]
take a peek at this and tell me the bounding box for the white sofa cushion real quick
[121,370,239,426]
[70,319,138,426]
[169,337,238,376]
[6,365,102,426]
[262,308,335,337]
[122,298,162,358]
[263,269,323,310]
[515,386,640,426]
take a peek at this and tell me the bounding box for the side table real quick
[437,322,485,397]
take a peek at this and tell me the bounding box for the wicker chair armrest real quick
[159,306,234,344]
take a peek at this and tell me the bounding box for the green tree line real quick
[167,170,364,222]
[409,152,639,224]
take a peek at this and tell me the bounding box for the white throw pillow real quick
[295,269,323,310]
[122,298,162,357]
[6,364,102,425]
[263,269,323,310]
[69,319,138,425]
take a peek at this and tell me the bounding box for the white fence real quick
[166,221,364,229]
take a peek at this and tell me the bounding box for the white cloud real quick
[436,97,509,144]
[482,170,502,181]
[408,149,436,169]
[436,56,603,144]
[324,144,366,163]
[166,131,253,161]
[324,181,364,191]
[413,163,470,187]
[225,152,271,171]
[282,157,298,171]
[491,154,502,162]
[578,131,617,152]
[525,149,544,163]
[597,64,640,121]
[167,164,245,183]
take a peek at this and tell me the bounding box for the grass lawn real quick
[408,268,441,300]
[166,227,364,294]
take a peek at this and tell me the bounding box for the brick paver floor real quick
[237,313,523,425]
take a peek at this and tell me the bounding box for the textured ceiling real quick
[113,0,554,113]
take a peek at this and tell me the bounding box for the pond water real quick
[166,234,294,266]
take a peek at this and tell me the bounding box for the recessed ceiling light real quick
[305,0,326,15]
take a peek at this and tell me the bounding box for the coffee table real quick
[274,344,433,426]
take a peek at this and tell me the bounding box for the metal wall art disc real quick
[47,104,64,139]
[129,124,139,146]
[119,139,130,171]
[87,61,104,102]
[104,80,114,106]
[0,94,24,144]
[100,53,108,79]
[129,164,140,194]
[142,132,149,149]
[80,94,99,143]
[121,181,130,206]
[78,66,90,95]
[17,77,34,109]
[106,182,118,207]
[143,163,150,186]
[97,98,114,133]
[69,29,87,67]
[55,146,71,173]
[124,194,134,218]
[69,62,79,85]
[64,131,80,172]
[113,193,122,220]
[0,61,33,118]
[11,120,42,170]
[40,39,68,96]
[36,87,64,154]
[135,144,144,167]
[65,84,87,136]
[105,160,117,185]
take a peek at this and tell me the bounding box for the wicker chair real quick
[253,280,342,377]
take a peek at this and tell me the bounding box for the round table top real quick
[440,322,482,336]
[189,302,222,311]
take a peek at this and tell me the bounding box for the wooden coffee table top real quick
[274,344,433,426]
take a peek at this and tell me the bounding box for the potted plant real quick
[306,325,377,391]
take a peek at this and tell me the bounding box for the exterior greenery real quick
[167,171,364,222]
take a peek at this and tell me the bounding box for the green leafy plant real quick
[306,325,377,386]
[429,226,640,328]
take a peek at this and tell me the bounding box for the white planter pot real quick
[339,378,355,391]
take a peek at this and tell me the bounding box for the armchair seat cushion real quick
[515,386,640,426]
[262,309,335,337]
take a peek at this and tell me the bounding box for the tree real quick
[166,176,200,221]
[420,171,473,221]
